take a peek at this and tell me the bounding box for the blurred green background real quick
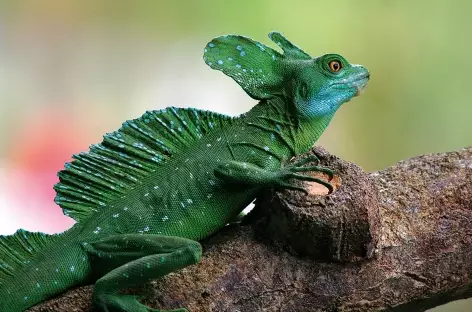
[0,1,470,310]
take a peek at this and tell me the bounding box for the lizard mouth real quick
[353,72,370,96]
[332,71,370,96]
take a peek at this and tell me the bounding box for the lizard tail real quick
[0,228,88,311]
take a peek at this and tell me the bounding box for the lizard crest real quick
[204,31,369,120]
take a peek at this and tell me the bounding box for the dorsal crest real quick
[54,107,233,222]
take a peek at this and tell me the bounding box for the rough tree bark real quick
[27,146,472,312]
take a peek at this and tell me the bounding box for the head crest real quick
[203,31,312,100]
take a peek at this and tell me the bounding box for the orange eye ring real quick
[329,60,342,73]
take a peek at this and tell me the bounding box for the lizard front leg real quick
[84,234,202,312]
[214,155,334,194]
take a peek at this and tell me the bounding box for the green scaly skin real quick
[0,31,369,312]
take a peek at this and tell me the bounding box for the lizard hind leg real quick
[85,234,202,312]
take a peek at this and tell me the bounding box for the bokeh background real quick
[0,1,470,310]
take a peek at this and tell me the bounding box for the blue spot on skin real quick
[227,57,233,61]
[208,43,215,48]
[55,268,59,273]
[243,69,247,72]
[272,55,276,61]
[240,51,246,57]
[208,62,212,66]
[70,266,75,272]
[259,69,263,73]
[264,146,270,151]
[236,64,241,69]
[24,296,28,301]
[236,45,242,51]
[36,283,40,288]
[217,60,223,65]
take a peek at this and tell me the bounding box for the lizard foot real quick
[277,155,335,194]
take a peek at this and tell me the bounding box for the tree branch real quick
[28,147,472,312]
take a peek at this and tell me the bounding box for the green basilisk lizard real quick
[0,31,369,312]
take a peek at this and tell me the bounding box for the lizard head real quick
[204,31,369,119]
[288,54,370,119]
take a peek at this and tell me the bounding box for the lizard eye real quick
[328,60,342,73]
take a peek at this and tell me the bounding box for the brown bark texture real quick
[27,146,472,312]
